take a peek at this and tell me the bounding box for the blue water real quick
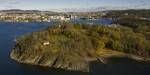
[0,19,149,75]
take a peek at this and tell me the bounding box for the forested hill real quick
[103,9,150,18]
[11,22,150,72]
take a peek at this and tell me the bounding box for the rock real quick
[10,48,90,72]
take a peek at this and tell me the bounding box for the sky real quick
[0,0,150,10]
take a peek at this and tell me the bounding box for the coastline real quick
[10,48,150,72]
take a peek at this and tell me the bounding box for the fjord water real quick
[0,19,149,75]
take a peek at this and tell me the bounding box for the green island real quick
[10,20,150,72]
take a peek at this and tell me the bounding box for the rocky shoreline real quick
[10,50,90,72]
[10,49,150,72]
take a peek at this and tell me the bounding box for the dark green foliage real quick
[111,17,150,57]
[104,9,150,18]
[103,9,150,57]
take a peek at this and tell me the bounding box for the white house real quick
[43,41,50,46]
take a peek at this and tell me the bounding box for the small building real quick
[43,41,50,46]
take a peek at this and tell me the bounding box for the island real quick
[10,21,150,72]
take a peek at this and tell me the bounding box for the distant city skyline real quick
[0,0,150,10]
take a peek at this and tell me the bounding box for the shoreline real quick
[10,48,150,73]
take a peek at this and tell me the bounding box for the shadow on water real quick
[11,56,150,75]
[15,63,89,75]
[89,57,150,75]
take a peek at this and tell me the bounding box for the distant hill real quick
[0,9,55,14]
[103,9,150,18]
[48,6,129,12]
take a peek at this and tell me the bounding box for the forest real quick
[103,9,150,18]
[12,21,150,60]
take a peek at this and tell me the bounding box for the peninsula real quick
[10,21,150,72]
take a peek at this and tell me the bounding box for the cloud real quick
[0,0,21,9]
[0,0,17,4]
